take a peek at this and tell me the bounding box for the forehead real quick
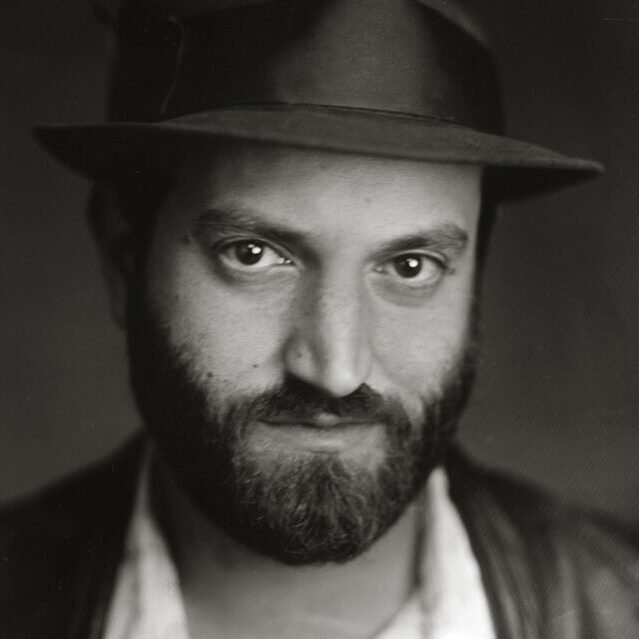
[162,141,482,237]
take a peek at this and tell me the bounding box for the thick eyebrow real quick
[193,206,468,257]
[193,206,309,248]
[375,224,469,258]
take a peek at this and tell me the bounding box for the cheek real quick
[370,270,475,397]
[146,242,293,388]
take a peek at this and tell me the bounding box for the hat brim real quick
[34,105,602,201]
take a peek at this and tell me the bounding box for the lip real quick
[263,414,371,429]
[254,418,382,453]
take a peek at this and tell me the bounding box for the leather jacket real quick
[1,437,638,638]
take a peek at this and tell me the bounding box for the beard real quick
[126,288,477,566]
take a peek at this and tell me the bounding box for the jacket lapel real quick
[446,449,544,639]
[66,437,144,639]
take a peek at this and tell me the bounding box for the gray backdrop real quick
[2,0,639,526]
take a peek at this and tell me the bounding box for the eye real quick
[392,254,427,279]
[377,253,446,288]
[219,240,292,270]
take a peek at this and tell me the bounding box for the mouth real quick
[255,415,383,453]
[264,412,373,430]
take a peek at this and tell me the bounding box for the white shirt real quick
[103,460,496,639]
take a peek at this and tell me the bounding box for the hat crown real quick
[106,0,503,133]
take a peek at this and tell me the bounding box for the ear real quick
[87,185,135,328]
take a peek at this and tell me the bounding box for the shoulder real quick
[448,448,639,637]
[0,435,142,551]
[0,436,143,639]
[475,456,639,575]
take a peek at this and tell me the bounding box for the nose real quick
[283,273,373,398]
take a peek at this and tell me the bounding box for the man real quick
[2,0,638,637]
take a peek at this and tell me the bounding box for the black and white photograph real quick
[1,1,638,637]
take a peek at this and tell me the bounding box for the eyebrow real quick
[193,206,469,257]
[194,206,308,248]
[375,225,469,257]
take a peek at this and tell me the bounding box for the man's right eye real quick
[218,240,293,270]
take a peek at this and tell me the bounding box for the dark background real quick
[2,0,639,525]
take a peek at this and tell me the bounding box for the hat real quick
[35,0,602,200]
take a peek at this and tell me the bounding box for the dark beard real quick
[126,290,477,565]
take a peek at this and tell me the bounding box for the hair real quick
[476,172,498,270]
[87,170,172,272]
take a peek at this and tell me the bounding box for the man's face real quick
[125,142,482,564]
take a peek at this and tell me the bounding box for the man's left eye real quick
[219,240,292,269]
[378,253,445,286]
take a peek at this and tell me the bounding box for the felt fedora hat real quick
[35,0,602,200]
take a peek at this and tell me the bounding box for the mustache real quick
[226,378,410,425]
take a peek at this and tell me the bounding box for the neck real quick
[152,461,422,639]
